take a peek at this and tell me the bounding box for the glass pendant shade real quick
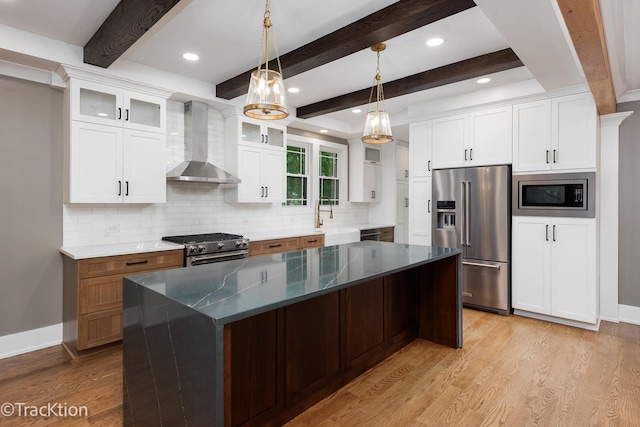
[244,69,288,120]
[362,110,392,144]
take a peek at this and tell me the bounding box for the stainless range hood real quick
[166,101,240,184]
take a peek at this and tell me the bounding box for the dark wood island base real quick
[123,243,461,426]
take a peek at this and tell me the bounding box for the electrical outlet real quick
[106,224,120,233]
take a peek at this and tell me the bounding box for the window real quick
[285,144,308,206]
[319,150,339,205]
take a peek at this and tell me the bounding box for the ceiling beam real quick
[216,0,477,100]
[556,0,616,114]
[296,48,523,119]
[84,0,182,68]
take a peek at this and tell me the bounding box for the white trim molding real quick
[0,324,62,360]
[599,111,634,323]
[618,89,640,103]
[619,305,640,325]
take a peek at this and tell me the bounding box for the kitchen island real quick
[123,241,462,426]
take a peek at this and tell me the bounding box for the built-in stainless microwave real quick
[512,172,595,218]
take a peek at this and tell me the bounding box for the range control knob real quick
[188,245,197,254]
[243,241,248,247]
[198,245,206,252]
[236,241,242,248]
[218,242,225,249]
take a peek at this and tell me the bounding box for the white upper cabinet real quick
[349,141,382,202]
[224,115,286,203]
[513,93,597,172]
[409,121,432,177]
[432,114,467,169]
[396,144,409,180]
[468,106,513,166]
[70,79,166,134]
[432,107,512,169]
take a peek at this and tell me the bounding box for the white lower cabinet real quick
[408,177,431,246]
[512,216,596,324]
[67,121,166,203]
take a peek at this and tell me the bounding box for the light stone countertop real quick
[59,241,185,260]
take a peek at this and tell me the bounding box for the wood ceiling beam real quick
[296,48,523,119]
[556,0,616,114]
[84,0,182,68]
[216,0,477,100]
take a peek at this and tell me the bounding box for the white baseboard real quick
[0,323,62,360]
[514,310,600,331]
[619,304,640,326]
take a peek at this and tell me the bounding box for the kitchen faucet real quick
[316,196,333,228]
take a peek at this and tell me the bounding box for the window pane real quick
[287,152,302,174]
[320,151,337,177]
[286,176,307,206]
[286,145,308,206]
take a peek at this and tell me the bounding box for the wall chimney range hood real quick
[166,101,240,184]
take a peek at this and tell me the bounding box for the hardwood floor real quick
[1,309,639,426]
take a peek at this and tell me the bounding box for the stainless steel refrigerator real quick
[432,165,511,315]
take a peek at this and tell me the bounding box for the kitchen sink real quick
[316,227,360,246]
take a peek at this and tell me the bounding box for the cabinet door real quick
[432,114,467,169]
[265,124,285,148]
[345,278,385,370]
[395,181,409,244]
[123,91,165,133]
[468,106,512,166]
[71,79,123,126]
[512,216,551,314]
[409,121,432,177]
[363,163,381,202]
[123,130,166,203]
[263,149,285,202]
[236,145,264,202]
[396,144,409,180]
[552,94,597,171]
[69,121,123,203]
[550,218,596,323]
[408,177,431,246]
[513,99,552,172]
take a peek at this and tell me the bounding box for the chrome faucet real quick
[316,196,333,228]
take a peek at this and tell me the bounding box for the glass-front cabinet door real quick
[239,118,285,148]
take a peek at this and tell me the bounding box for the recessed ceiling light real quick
[288,87,300,93]
[182,52,199,61]
[319,129,328,133]
[477,77,491,84]
[352,109,362,114]
[426,37,444,47]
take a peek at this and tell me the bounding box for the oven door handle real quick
[189,250,249,265]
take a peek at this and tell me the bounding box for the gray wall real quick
[0,75,63,336]
[618,101,640,307]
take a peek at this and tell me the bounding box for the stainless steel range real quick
[162,233,250,267]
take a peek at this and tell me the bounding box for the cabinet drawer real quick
[380,227,395,242]
[250,238,299,256]
[78,249,183,278]
[79,275,123,314]
[77,308,123,350]
[299,234,324,249]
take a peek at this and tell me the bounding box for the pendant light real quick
[244,0,289,120]
[362,43,393,144]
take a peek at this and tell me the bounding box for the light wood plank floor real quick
[1,309,639,426]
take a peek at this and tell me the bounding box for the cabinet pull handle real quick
[428,160,431,171]
[465,149,468,161]
[269,243,282,248]
[546,150,550,164]
[307,239,318,243]
[261,134,264,143]
[371,190,375,199]
[265,186,268,197]
[428,200,431,213]
[404,169,409,178]
[125,181,129,196]
[117,108,122,120]
[265,135,269,144]
[470,148,473,161]
[125,109,129,121]
[546,225,549,241]
[261,186,265,197]
[553,224,556,241]
[553,149,557,163]
[463,291,473,297]
[404,198,409,208]
[118,180,122,196]
[126,260,148,266]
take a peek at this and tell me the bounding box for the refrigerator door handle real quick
[460,180,466,246]
[465,180,471,247]
[463,261,501,270]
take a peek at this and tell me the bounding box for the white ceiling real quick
[0,0,638,141]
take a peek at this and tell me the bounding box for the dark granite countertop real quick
[126,241,461,325]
